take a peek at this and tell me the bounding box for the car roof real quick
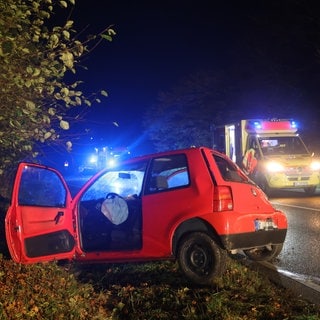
[129,146,220,162]
[90,146,230,178]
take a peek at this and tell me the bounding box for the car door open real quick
[5,163,75,264]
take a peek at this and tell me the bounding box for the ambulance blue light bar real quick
[253,121,262,130]
[290,120,297,129]
[245,119,298,133]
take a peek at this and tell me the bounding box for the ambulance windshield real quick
[258,136,309,156]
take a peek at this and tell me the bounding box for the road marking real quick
[271,201,319,212]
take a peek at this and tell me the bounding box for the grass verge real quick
[0,254,319,320]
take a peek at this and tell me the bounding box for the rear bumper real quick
[220,228,287,251]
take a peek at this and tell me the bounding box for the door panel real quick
[24,230,75,258]
[5,163,75,263]
[141,153,212,258]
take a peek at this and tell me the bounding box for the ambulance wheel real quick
[304,186,316,195]
[243,244,283,262]
[177,232,226,285]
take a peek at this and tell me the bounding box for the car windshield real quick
[258,136,309,156]
[212,153,249,183]
[81,160,148,201]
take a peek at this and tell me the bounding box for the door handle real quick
[54,211,64,224]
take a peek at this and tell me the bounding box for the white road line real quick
[271,202,319,212]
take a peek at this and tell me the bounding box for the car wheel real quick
[304,186,316,195]
[177,232,226,285]
[243,243,283,262]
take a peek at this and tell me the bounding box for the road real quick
[270,188,320,284]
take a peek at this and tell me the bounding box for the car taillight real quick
[213,186,233,211]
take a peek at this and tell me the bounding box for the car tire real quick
[177,232,226,285]
[243,243,283,262]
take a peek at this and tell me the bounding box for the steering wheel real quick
[106,192,121,199]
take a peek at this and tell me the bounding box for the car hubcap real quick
[188,244,211,275]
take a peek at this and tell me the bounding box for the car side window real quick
[145,154,190,194]
[18,165,67,207]
[214,154,248,183]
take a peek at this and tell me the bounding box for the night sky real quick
[60,1,320,156]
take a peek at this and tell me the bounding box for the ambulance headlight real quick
[266,161,285,172]
[310,160,320,171]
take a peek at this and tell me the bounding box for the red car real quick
[5,147,287,285]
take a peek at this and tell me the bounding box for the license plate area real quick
[293,181,308,186]
[254,218,277,231]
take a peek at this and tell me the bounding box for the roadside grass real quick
[0,202,319,319]
[0,254,319,320]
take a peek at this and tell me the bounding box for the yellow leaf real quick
[108,28,117,36]
[60,51,74,69]
[60,120,69,130]
[59,1,68,8]
[75,97,82,105]
[63,30,70,40]
[48,108,56,115]
[50,34,59,48]
[44,132,52,139]
[61,87,69,96]
[25,100,36,110]
[26,67,33,74]
[25,80,32,87]
[33,68,41,76]
[65,20,74,28]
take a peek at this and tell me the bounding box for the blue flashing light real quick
[290,120,297,129]
[89,155,98,164]
[108,158,116,167]
[253,121,262,129]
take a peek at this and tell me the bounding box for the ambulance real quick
[212,119,320,195]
